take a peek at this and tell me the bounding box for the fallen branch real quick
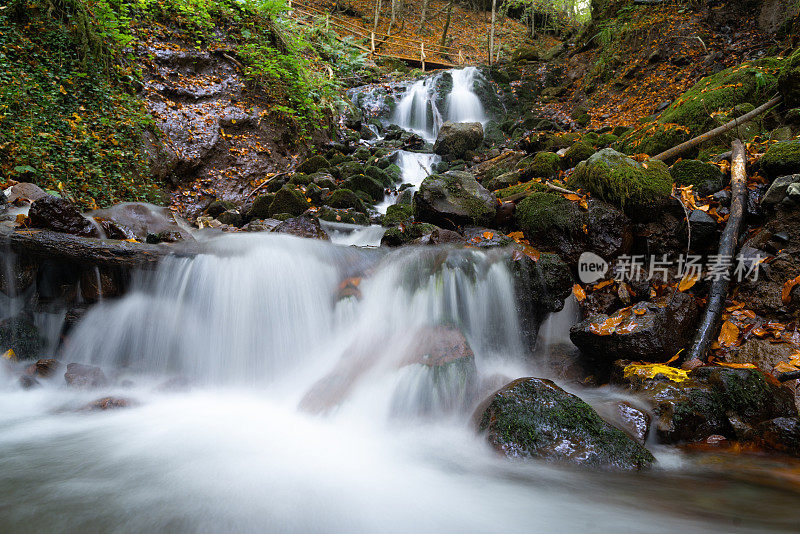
[246,171,290,200]
[652,95,782,162]
[500,182,578,203]
[684,139,748,366]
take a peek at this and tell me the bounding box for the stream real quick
[1,68,799,533]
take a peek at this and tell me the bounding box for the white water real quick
[446,67,487,124]
[375,151,440,214]
[0,235,797,532]
[391,76,444,143]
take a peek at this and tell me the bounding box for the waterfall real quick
[447,66,487,124]
[375,151,440,214]
[391,75,444,142]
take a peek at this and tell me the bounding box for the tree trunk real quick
[419,0,429,33]
[489,0,497,66]
[683,139,748,366]
[388,0,398,35]
[373,0,382,33]
[440,0,454,49]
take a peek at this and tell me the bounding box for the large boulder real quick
[570,292,699,371]
[272,216,329,240]
[90,202,192,242]
[476,377,655,470]
[413,171,496,228]
[760,140,800,178]
[433,121,484,159]
[269,186,311,217]
[778,47,800,108]
[569,149,673,222]
[670,159,727,196]
[761,174,800,208]
[28,196,100,237]
[515,193,632,265]
[612,362,798,444]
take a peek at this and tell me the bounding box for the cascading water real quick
[391,76,444,142]
[446,67,487,124]
[1,234,798,532]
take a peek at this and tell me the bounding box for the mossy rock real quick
[617,122,692,157]
[326,188,368,213]
[206,200,237,217]
[477,377,655,470]
[269,187,310,217]
[383,203,414,226]
[327,152,351,166]
[342,174,384,202]
[353,147,371,161]
[670,159,726,196]
[761,139,800,177]
[385,164,402,183]
[563,142,596,168]
[337,161,366,179]
[512,42,541,62]
[496,179,548,201]
[413,171,497,228]
[569,149,672,221]
[485,171,521,191]
[296,155,330,174]
[515,192,580,237]
[778,48,800,108]
[365,165,392,187]
[526,151,560,178]
[597,133,619,147]
[288,173,313,186]
[246,193,276,220]
[316,206,369,225]
[381,223,440,247]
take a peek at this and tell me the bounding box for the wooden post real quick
[371,32,376,53]
[325,13,330,30]
[421,42,426,71]
[458,50,464,65]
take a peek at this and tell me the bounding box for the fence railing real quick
[287,0,468,69]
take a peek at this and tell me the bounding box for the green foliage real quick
[514,191,579,237]
[0,0,161,208]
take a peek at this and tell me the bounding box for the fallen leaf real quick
[678,273,699,292]
[573,283,586,301]
[482,231,494,240]
[781,274,800,304]
[716,362,757,369]
[718,320,740,348]
[1,349,16,361]
[593,280,613,290]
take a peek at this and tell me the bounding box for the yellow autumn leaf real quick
[623,363,690,383]
[482,231,494,240]
[2,349,16,361]
[718,320,740,348]
[678,273,699,292]
[572,283,586,301]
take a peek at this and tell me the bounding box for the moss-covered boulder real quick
[383,203,414,226]
[206,200,237,217]
[316,206,369,225]
[413,171,496,228]
[526,151,560,177]
[619,59,782,156]
[515,192,632,264]
[336,161,366,180]
[569,149,673,221]
[342,174,384,203]
[563,142,595,169]
[477,377,655,470]
[325,188,368,213]
[385,163,402,183]
[778,48,800,108]
[296,155,330,174]
[670,159,726,196]
[381,222,440,247]
[485,171,521,191]
[760,139,800,177]
[433,122,484,159]
[495,179,548,201]
[269,187,310,217]
[365,165,392,187]
[246,194,275,220]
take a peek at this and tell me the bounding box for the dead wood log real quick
[652,95,782,162]
[684,139,748,366]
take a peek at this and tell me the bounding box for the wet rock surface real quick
[476,377,655,470]
[433,121,484,159]
[64,363,108,388]
[413,171,496,229]
[272,216,330,240]
[28,196,100,237]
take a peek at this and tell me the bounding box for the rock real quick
[570,291,699,369]
[245,218,282,232]
[759,417,800,456]
[761,140,800,178]
[730,338,800,376]
[778,47,800,108]
[414,228,466,246]
[615,402,651,444]
[515,194,632,265]
[296,155,330,174]
[381,223,440,247]
[82,396,134,411]
[462,227,514,248]
[433,122,484,159]
[0,314,43,360]
[269,187,311,217]
[476,377,655,470]
[206,200,237,218]
[34,358,61,378]
[64,363,108,388]
[484,171,521,192]
[272,216,329,240]
[325,189,368,213]
[670,159,727,196]
[526,151,561,178]
[612,362,798,444]
[91,202,191,242]
[569,149,673,222]
[761,174,800,208]
[19,375,39,389]
[687,209,718,243]
[342,174,384,203]
[5,183,49,204]
[316,206,369,226]
[413,171,496,229]
[563,142,595,169]
[28,196,99,237]
[382,204,414,227]
[216,209,243,227]
[246,194,276,220]
[512,43,541,62]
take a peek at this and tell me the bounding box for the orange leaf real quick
[482,231,494,240]
[588,315,624,336]
[678,273,699,292]
[593,280,613,290]
[573,284,586,301]
[666,350,682,364]
[781,274,800,304]
[718,320,740,348]
[563,193,582,202]
[716,362,757,369]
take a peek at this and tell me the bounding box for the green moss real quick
[316,206,368,225]
[381,222,439,246]
[365,165,392,187]
[527,152,560,178]
[385,163,402,183]
[778,48,800,108]
[342,173,384,202]
[761,139,800,177]
[496,179,547,200]
[515,192,580,238]
[246,193,276,220]
[563,142,596,168]
[288,173,312,186]
[485,171,521,191]
[296,155,330,174]
[336,161,365,179]
[597,133,619,147]
[569,149,672,217]
[669,159,725,195]
[326,188,367,213]
[269,186,309,217]
[383,203,414,226]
